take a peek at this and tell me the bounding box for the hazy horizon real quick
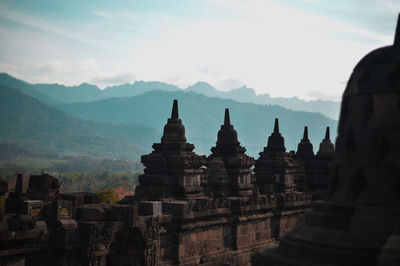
[1,72,345,105]
[0,0,399,101]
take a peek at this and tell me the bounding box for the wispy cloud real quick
[212,0,392,43]
[0,3,100,46]
[124,0,394,97]
[0,60,103,85]
[0,0,398,99]
[90,10,114,20]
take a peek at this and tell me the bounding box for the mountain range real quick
[0,73,338,159]
[0,84,159,160]
[58,90,337,156]
[0,73,340,119]
[186,82,341,119]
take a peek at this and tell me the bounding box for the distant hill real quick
[187,82,341,119]
[32,82,105,103]
[0,142,61,160]
[0,73,58,105]
[103,81,181,98]
[0,73,179,104]
[0,85,159,160]
[0,73,106,104]
[58,90,338,156]
[0,73,340,119]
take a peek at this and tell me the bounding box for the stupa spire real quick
[296,126,314,159]
[325,126,330,140]
[161,99,187,143]
[209,108,253,197]
[171,99,179,119]
[303,126,309,140]
[224,108,231,126]
[266,118,285,152]
[317,126,335,156]
[273,118,279,133]
[212,108,244,155]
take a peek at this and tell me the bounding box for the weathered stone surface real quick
[378,235,400,266]
[27,173,60,201]
[0,177,7,196]
[75,203,134,223]
[77,205,106,221]
[135,100,207,200]
[138,201,162,216]
[317,127,335,156]
[255,119,298,194]
[296,127,314,161]
[205,108,255,197]
[7,215,35,231]
[297,127,335,200]
[5,176,29,215]
[60,192,100,206]
[22,200,43,218]
[0,256,25,266]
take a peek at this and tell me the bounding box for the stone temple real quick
[253,13,400,266]
[0,98,332,265]
[0,14,398,266]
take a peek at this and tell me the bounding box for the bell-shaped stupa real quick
[135,100,206,200]
[254,14,400,266]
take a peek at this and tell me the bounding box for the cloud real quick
[90,10,114,20]
[127,0,393,98]
[30,60,101,75]
[90,73,136,86]
[0,0,397,100]
[0,60,103,85]
[212,0,392,43]
[0,3,99,46]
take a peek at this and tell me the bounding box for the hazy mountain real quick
[0,85,159,160]
[0,73,58,105]
[186,81,222,96]
[0,73,341,119]
[186,82,341,119]
[259,96,341,120]
[58,90,338,156]
[103,81,181,98]
[32,82,105,103]
[0,73,106,104]
[0,73,181,104]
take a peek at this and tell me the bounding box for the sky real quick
[0,0,399,100]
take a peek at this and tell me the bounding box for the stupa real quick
[254,14,400,266]
[205,108,255,197]
[255,119,298,194]
[296,127,314,161]
[135,99,206,200]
